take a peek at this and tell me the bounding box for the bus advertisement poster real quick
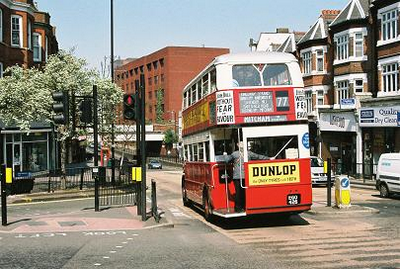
[216,90,235,124]
[247,161,300,186]
[294,88,307,120]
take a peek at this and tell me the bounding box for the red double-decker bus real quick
[181,52,312,220]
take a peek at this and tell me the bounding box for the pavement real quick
[0,177,379,233]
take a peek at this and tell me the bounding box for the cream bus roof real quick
[213,51,298,65]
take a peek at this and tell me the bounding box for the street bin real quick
[335,175,351,208]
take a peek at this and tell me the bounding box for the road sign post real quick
[1,164,8,226]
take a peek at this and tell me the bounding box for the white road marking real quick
[115,245,123,248]
[94,263,102,266]
[169,208,193,219]
[109,251,116,254]
[103,256,110,259]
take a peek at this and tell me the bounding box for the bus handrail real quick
[210,163,221,187]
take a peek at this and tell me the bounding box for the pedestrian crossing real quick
[215,218,400,269]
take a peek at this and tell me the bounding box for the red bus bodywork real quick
[183,158,312,217]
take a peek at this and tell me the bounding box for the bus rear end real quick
[245,158,312,215]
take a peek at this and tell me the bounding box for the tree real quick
[163,129,178,152]
[0,66,51,131]
[0,50,123,181]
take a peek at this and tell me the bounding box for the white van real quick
[376,153,400,198]
[310,156,334,185]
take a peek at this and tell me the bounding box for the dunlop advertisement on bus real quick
[246,161,301,186]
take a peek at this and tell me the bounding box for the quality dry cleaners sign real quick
[359,106,400,127]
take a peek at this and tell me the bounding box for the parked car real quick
[310,156,333,186]
[148,159,162,169]
[375,153,400,198]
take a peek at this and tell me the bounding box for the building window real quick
[11,15,23,47]
[33,33,42,62]
[337,81,349,103]
[302,51,312,74]
[382,63,398,93]
[354,33,363,57]
[336,35,349,60]
[153,61,158,69]
[354,79,364,93]
[0,62,3,78]
[27,21,33,50]
[160,58,164,67]
[45,36,48,61]
[0,9,3,43]
[316,50,324,72]
[161,74,164,83]
[305,90,312,113]
[382,9,398,41]
[148,77,152,86]
[146,63,151,71]
[154,75,159,85]
[317,90,324,106]
[148,91,152,99]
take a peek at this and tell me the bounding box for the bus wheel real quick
[203,191,213,222]
[182,177,190,207]
[379,183,390,198]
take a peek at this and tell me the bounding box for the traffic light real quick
[79,99,93,123]
[123,94,136,120]
[52,91,69,125]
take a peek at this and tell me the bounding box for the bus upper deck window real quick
[263,64,291,86]
[232,65,261,87]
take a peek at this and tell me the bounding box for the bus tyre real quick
[379,183,390,198]
[203,191,213,222]
[182,177,190,207]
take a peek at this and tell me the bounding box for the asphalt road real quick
[1,166,400,268]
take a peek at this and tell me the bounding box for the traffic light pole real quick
[140,74,147,221]
[135,79,142,216]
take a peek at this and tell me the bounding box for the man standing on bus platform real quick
[224,142,269,212]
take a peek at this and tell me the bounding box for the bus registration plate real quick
[287,194,300,205]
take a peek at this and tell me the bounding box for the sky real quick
[36,0,349,71]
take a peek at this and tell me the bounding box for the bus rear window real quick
[263,64,291,86]
[232,65,262,87]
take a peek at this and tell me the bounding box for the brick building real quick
[296,10,340,157]
[0,0,58,76]
[359,0,400,176]
[115,46,229,125]
[0,0,58,174]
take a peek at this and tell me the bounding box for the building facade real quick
[115,46,229,124]
[0,0,58,175]
[359,0,400,175]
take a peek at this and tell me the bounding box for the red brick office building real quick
[115,46,229,124]
[0,0,58,76]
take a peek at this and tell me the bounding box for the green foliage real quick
[163,129,178,149]
[0,50,123,140]
[155,88,164,123]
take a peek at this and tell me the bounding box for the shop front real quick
[319,110,362,177]
[1,127,55,176]
[359,105,400,177]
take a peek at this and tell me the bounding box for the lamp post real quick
[110,0,115,182]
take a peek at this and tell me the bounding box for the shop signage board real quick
[359,106,400,127]
[319,112,357,132]
[340,98,356,109]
